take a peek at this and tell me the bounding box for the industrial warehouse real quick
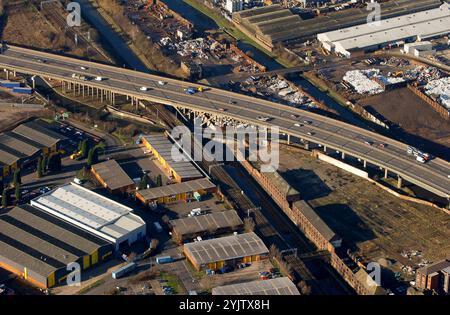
[212,277,300,295]
[140,133,203,182]
[232,0,442,50]
[135,177,216,205]
[169,210,243,243]
[318,2,450,58]
[30,183,146,249]
[0,204,113,289]
[183,232,269,271]
[292,201,342,250]
[0,120,66,177]
[91,159,135,194]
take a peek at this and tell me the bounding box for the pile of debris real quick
[424,77,450,109]
[403,66,444,85]
[174,38,212,59]
[343,69,384,95]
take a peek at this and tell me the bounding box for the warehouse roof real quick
[293,201,337,242]
[137,178,215,202]
[265,171,300,200]
[13,120,66,148]
[91,159,135,191]
[170,210,243,237]
[0,131,43,165]
[30,183,145,243]
[0,205,110,279]
[234,0,442,45]
[142,134,203,180]
[318,3,450,53]
[417,259,450,276]
[355,269,387,295]
[184,232,268,266]
[212,277,300,295]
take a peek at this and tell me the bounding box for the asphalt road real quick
[0,45,449,198]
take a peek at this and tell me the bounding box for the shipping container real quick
[111,262,137,279]
[12,87,33,94]
[156,255,173,264]
[0,81,21,88]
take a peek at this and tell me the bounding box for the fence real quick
[408,84,450,121]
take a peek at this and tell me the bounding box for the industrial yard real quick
[276,144,450,288]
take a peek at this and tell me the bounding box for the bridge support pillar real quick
[397,176,403,189]
[384,168,388,179]
[304,141,309,150]
[13,70,16,77]
[5,70,9,80]
[82,85,85,98]
[363,160,367,168]
[323,146,327,153]
[101,89,104,102]
[341,152,345,159]
[287,134,290,145]
[112,92,115,106]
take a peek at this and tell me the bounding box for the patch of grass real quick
[159,271,185,295]
[76,278,106,295]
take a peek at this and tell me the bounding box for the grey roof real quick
[92,159,135,191]
[30,183,145,242]
[142,134,203,180]
[265,171,300,200]
[184,232,269,265]
[319,3,450,53]
[234,0,442,45]
[0,205,110,279]
[137,178,215,202]
[417,259,450,276]
[13,120,66,148]
[355,269,387,295]
[292,201,337,242]
[170,210,243,236]
[212,277,300,295]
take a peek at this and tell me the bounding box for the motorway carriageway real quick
[0,45,449,199]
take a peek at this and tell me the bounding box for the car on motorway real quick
[364,140,373,146]
[294,123,303,127]
[290,114,299,119]
[307,131,314,136]
[140,86,149,91]
[95,76,104,81]
[71,73,87,81]
[158,80,167,86]
[185,87,196,95]
[80,66,88,70]
[257,116,270,122]
[447,175,450,179]
[303,120,312,124]
[218,108,226,112]
[228,100,237,104]
[36,59,46,63]
[416,156,426,164]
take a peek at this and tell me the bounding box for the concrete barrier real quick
[314,151,369,179]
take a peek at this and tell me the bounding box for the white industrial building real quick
[31,183,146,250]
[403,41,436,57]
[318,3,450,58]
[226,0,243,13]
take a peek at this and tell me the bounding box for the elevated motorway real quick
[0,45,449,201]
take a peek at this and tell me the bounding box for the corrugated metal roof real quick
[0,205,110,279]
[184,232,268,265]
[319,3,450,53]
[417,259,450,276]
[137,178,215,202]
[92,159,135,191]
[212,277,300,295]
[31,183,145,242]
[292,201,336,242]
[13,120,66,148]
[170,210,243,236]
[142,134,203,180]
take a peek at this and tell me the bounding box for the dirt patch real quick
[278,145,450,274]
[359,87,450,157]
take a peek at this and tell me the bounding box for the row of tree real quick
[1,168,23,208]
[36,152,62,178]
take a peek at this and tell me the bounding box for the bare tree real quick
[297,280,312,295]
[243,217,256,233]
